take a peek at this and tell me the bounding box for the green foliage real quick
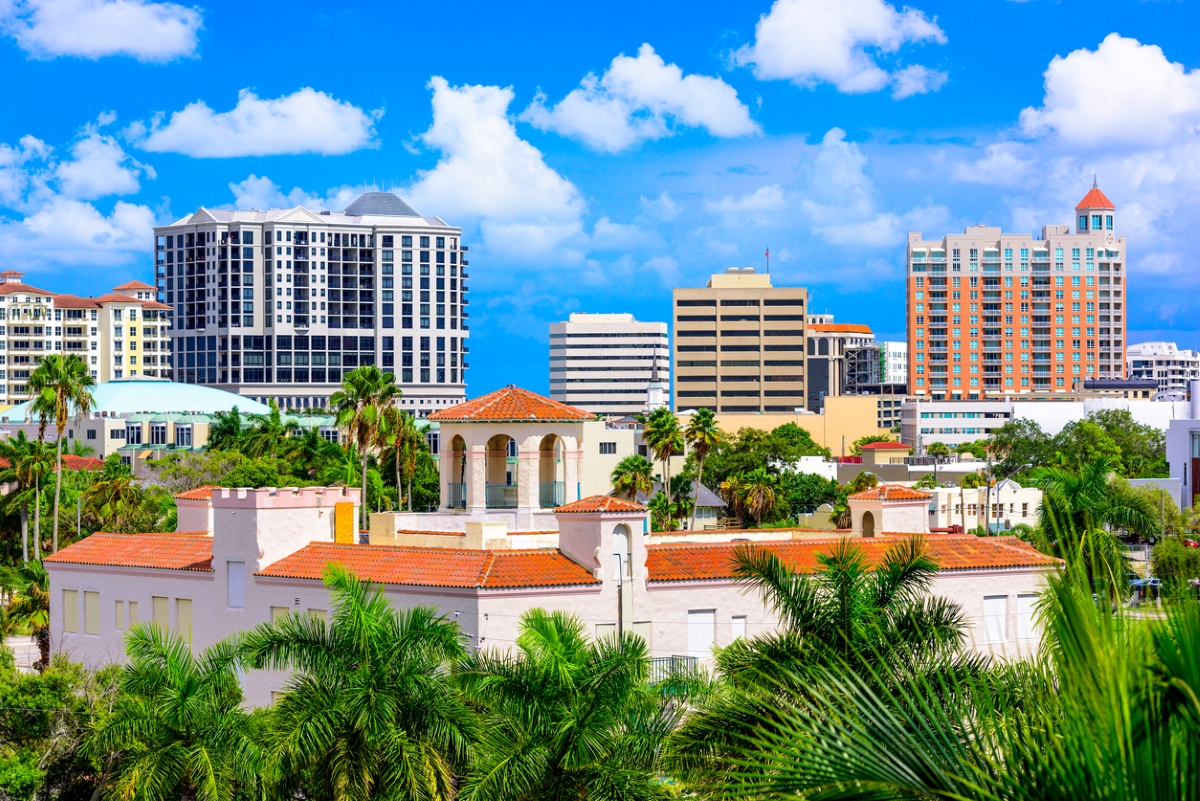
[959,472,985,489]
[953,440,987,459]
[986,410,1167,480]
[776,472,839,516]
[987,416,1054,477]
[849,433,893,456]
[926,441,950,457]
[611,454,655,500]
[147,450,248,494]
[1152,537,1200,591]
[913,472,940,489]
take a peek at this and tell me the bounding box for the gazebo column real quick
[516,448,538,509]
[564,449,583,503]
[466,445,487,510]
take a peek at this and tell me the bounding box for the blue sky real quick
[3,0,1200,395]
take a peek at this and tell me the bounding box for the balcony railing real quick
[650,655,699,683]
[539,481,564,508]
[447,482,466,509]
[486,484,518,509]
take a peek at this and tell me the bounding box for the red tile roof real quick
[858,441,910,450]
[44,532,213,572]
[809,323,872,335]
[92,293,142,304]
[60,454,104,471]
[556,495,647,514]
[175,485,218,501]
[646,535,1058,583]
[430,386,596,423]
[257,543,599,589]
[0,283,52,296]
[113,280,156,291]
[141,300,171,310]
[53,294,101,309]
[849,484,932,501]
[0,270,24,277]
[1076,187,1115,209]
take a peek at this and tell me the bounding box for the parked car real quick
[1182,539,1200,548]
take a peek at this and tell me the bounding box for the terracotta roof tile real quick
[0,270,23,277]
[646,535,1058,583]
[257,543,600,589]
[44,532,212,572]
[858,441,911,450]
[92,293,141,304]
[556,495,647,514]
[0,283,53,296]
[141,300,170,310]
[174,485,218,501]
[849,484,932,501]
[113,280,156,291]
[430,386,596,422]
[60,455,104,471]
[1076,187,1115,209]
[53,294,101,309]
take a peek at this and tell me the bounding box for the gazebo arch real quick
[538,434,565,507]
[485,433,517,508]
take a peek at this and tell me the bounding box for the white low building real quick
[1166,380,1200,511]
[45,391,1058,707]
[793,455,838,481]
[928,482,1042,533]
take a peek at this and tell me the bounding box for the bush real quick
[1151,537,1200,591]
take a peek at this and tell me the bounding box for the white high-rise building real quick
[1127,341,1200,393]
[549,313,669,415]
[883,341,908,385]
[154,192,469,415]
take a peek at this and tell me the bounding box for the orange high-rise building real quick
[906,182,1126,400]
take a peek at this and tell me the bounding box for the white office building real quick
[154,192,470,415]
[1127,341,1200,394]
[883,341,908,385]
[549,313,669,415]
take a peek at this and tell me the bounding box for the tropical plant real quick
[90,625,264,801]
[1032,456,1162,596]
[926,441,951,457]
[719,475,745,523]
[456,608,682,801]
[959,471,985,489]
[642,407,683,500]
[381,405,422,511]
[0,431,54,561]
[684,408,723,530]
[28,354,95,554]
[914,472,940,490]
[239,564,474,800]
[6,561,50,669]
[241,398,299,459]
[610,454,654,501]
[329,366,400,531]
[741,468,777,527]
[206,407,245,452]
[82,475,151,534]
[648,490,678,532]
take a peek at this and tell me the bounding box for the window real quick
[63,589,79,632]
[983,595,1007,643]
[731,615,747,640]
[599,442,617,455]
[687,609,716,658]
[125,425,142,444]
[152,596,169,628]
[1017,594,1037,640]
[86,429,96,440]
[227,562,245,608]
[176,425,192,448]
[85,591,100,635]
[177,599,193,645]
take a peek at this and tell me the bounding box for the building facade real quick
[1127,341,1200,394]
[154,192,469,415]
[0,272,170,410]
[805,318,874,411]
[548,313,669,415]
[907,183,1127,400]
[672,268,806,413]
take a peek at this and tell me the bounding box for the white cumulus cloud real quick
[1,0,201,61]
[521,43,760,152]
[227,175,364,212]
[734,0,947,96]
[407,77,586,259]
[1019,33,1200,149]
[132,88,382,157]
[55,128,150,199]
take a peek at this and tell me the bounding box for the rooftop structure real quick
[1126,341,1200,395]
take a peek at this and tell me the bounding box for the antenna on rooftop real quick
[1093,173,1098,189]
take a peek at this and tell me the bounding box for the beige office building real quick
[672,268,807,412]
[906,182,1127,400]
[549,313,669,416]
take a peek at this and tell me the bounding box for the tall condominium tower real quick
[548,312,669,416]
[906,182,1126,400]
[672,268,807,412]
[154,192,469,415]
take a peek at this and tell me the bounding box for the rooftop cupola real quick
[1076,176,1116,237]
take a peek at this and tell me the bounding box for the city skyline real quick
[2,0,1200,397]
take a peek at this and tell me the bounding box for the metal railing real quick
[650,655,699,683]
[539,481,564,508]
[486,484,518,509]
[447,482,466,509]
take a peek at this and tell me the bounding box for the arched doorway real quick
[538,434,565,507]
[612,523,632,581]
[485,433,517,508]
[861,511,875,538]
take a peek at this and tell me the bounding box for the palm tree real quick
[642,407,683,500]
[329,366,400,531]
[242,398,299,459]
[82,475,145,533]
[684,408,723,530]
[206,406,245,452]
[648,490,678,531]
[0,431,53,562]
[7,560,50,669]
[381,405,423,511]
[741,468,777,527]
[91,626,264,801]
[610,454,655,501]
[28,353,95,553]
[688,571,1200,801]
[239,564,473,800]
[1034,456,1161,596]
[719,475,745,523]
[457,608,682,801]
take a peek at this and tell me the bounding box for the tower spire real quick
[1093,173,1098,189]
